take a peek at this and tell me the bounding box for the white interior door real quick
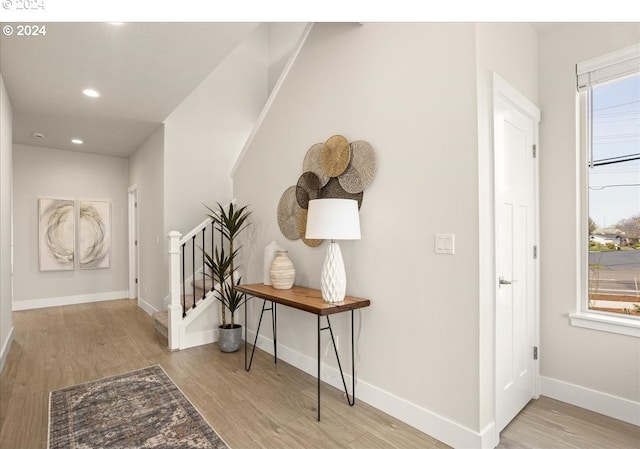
[128,186,139,300]
[494,77,539,434]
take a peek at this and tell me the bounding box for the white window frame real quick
[570,43,640,338]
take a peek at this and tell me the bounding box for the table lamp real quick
[305,198,361,303]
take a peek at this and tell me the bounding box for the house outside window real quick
[572,44,640,337]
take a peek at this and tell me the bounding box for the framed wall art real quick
[39,198,75,271]
[78,200,111,269]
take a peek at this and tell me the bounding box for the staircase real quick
[152,278,213,339]
[151,25,315,351]
[151,216,224,351]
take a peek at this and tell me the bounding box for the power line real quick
[593,99,640,112]
[592,153,640,162]
[589,183,640,190]
[591,155,640,167]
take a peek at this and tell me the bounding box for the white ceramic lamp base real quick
[320,240,346,303]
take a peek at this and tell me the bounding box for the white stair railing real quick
[167,230,184,350]
[167,216,218,350]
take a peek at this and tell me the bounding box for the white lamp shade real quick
[305,199,361,240]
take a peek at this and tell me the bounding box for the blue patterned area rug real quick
[48,365,229,449]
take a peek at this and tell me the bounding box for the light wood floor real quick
[1,299,638,449]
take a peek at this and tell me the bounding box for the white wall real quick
[538,23,640,402]
[163,24,270,237]
[475,23,539,432]
[0,75,13,372]
[12,145,129,307]
[267,23,308,93]
[129,126,165,313]
[234,23,483,442]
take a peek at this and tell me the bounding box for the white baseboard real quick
[0,326,14,373]
[541,376,640,426]
[138,296,159,316]
[12,290,129,311]
[246,329,491,449]
[181,328,218,350]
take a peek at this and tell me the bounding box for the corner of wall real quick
[0,74,14,372]
[0,327,13,373]
[541,376,640,426]
[231,23,313,178]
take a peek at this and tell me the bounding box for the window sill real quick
[570,312,640,338]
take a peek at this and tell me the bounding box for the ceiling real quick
[1,22,565,159]
[0,22,260,158]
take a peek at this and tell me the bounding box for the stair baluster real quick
[191,235,196,310]
[202,227,206,300]
[181,242,186,318]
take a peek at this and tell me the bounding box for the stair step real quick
[152,311,168,338]
[153,310,168,327]
[193,278,215,293]
[181,292,211,313]
[152,285,217,340]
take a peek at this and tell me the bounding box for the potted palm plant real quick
[203,201,251,352]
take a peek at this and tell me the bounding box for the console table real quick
[234,283,370,421]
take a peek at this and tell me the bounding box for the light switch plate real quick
[435,234,455,255]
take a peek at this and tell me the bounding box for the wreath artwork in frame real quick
[79,200,111,269]
[39,198,75,271]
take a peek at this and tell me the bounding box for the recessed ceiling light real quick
[82,89,100,98]
[32,132,45,140]
[71,139,84,145]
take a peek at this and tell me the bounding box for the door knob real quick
[499,276,515,287]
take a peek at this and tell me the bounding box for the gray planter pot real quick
[218,324,242,353]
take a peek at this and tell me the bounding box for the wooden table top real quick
[235,284,370,316]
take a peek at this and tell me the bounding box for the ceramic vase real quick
[263,240,280,285]
[270,250,295,289]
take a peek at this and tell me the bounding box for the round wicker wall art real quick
[338,140,377,194]
[277,134,375,246]
[303,143,331,187]
[295,172,321,209]
[319,135,351,177]
[296,209,323,247]
[319,177,364,209]
[277,186,302,240]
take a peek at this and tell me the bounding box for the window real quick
[571,44,640,337]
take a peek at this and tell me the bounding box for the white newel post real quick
[168,230,183,351]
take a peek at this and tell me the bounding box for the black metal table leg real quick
[316,313,357,421]
[272,303,277,363]
[245,299,277,371]
[351,310,355,406]
[317,314,321,421]
[244,295,248,370]
[325,316,355,407]
[246,299,266,371]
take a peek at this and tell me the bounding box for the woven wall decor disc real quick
[277,186,302,240]
[296,209,323,247]
[303,143,331,187]
[338,140,377,194]
[319,177,364,209]
[295,172,321,209]
[320,135,351,177]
